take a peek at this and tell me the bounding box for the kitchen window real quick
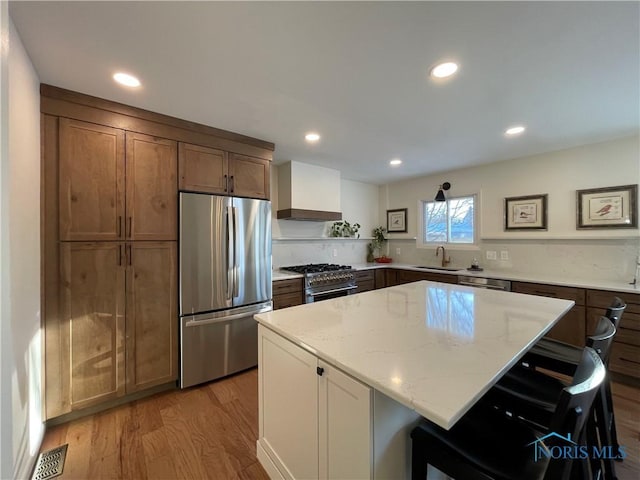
[419,195,476,246]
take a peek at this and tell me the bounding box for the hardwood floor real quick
[40,369,639,479]
[40,368,269,480]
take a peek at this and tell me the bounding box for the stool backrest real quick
[605,297,626,329]
[544,347,605,479]
[586,316,617,364]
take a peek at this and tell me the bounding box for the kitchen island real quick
[255,281,574,479]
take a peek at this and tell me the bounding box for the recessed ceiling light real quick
[389,159,402,166]
[430,62,459,79]
[305,132,320,143]
[113,72,141,88]
[505,125,526,136]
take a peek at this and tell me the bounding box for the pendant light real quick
[435,182,451,202]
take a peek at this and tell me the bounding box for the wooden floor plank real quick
[158,404,210,479]
[39,368,639,479]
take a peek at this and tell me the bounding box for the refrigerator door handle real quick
[232,206,239,298]
[226,205,234,301]
[184,303,273,328]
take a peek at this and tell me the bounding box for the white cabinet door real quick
[318,360,372,480]
[259,326,319,479]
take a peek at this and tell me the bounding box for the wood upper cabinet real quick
[126,133,178,240]
[178,143,228,194]
[59,119,125,241]
[58,242,126,413]
[228,153,270,199]
[178,143,270,199]
[126,242,178,393]
[58,121,177,241]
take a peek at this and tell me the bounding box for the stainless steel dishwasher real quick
[458,275,511,291]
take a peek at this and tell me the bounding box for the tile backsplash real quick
[273,236,640,284]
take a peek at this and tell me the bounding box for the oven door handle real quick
[308,285,358,297]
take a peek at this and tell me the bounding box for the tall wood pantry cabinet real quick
[42,84,274,420]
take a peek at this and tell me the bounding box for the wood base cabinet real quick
[58,242,126,413]
[272,278,304,309]
[126,242,178,393]
[54,241,177,417]
[586,289,640,380]
[512,281,586,347]
[258,325,371,480]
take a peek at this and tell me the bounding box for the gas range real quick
[281,264,357,303]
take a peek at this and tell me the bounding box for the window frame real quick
[417,193,479,249]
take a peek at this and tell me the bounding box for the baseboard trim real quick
[45,381,176,427]
[256,439,285,480]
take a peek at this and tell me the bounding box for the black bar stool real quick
[411,347,606,480]
[484,316,618,479]
[520,297,626,458]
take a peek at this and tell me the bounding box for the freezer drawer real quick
[179,302,272,388]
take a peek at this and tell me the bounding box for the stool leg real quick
[603,379,621,455]
[411,438,428,480]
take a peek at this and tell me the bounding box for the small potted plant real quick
[329,220,361,238]
[370,226,391,263]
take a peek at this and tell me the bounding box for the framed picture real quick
[504,194,548,231]
[576,184,638,229]
[387,208,408,233]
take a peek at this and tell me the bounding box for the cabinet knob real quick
[317,366,324,376]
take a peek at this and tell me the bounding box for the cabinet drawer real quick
[355,280,375,293]
[354,270,374,282]
[609,342,640,378]
[512,282,585,305]
[586,289,640,314]
[543,306,586,347]
[587,308,640,343]
[273,292,304,310]
[273,278,303,295]
[397,270,457,285]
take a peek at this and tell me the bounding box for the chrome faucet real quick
[435,245,451,268]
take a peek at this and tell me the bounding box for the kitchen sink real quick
[413,266,461,272]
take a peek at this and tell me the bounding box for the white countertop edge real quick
[347,263,640,295]
[271,263,638,294]
[256,296,574,430]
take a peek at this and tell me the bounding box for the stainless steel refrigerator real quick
[179,192,272,388]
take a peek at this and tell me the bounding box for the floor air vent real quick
[31,444,68,480]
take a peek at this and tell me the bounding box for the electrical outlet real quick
[500,250,509,261]
[396,247,401,255]
[332,248,338,257]
[486,251,497,260]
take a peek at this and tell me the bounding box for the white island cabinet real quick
[256,281,575,479]
[258,325,372,480]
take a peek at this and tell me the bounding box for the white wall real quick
[381,136,640,281]
[0,16,43,480]
[0,2,10,477]
[271,165,381,266]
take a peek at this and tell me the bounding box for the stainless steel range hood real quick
[276,161,342,221]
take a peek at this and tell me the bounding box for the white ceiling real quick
[9,1,640,184]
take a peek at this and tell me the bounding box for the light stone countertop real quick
[348,263,640,295]
[272,270,304,281]
[255,281,574,430]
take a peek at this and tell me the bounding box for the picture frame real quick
[576,184,638,229]
[504,194,548,231]
[387,208,408,233]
